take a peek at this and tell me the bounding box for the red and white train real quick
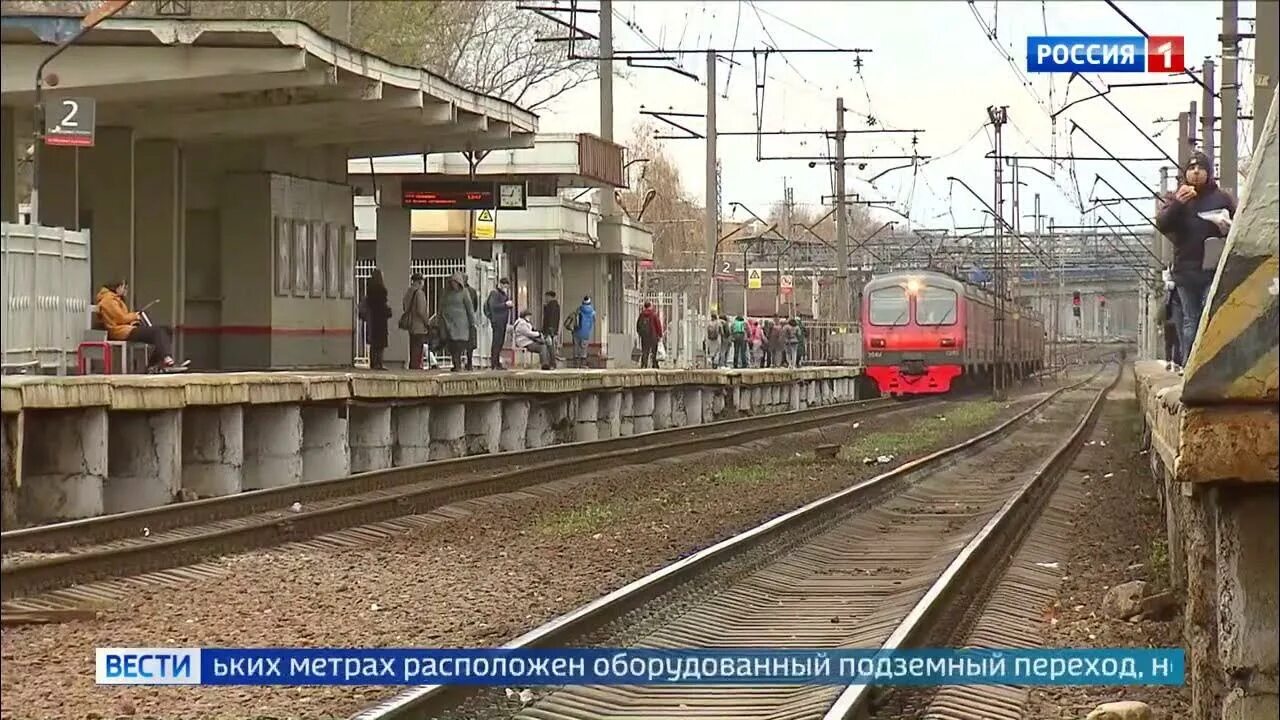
[860,270,1046,396]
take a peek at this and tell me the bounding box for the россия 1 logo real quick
[1026,36,1185,73]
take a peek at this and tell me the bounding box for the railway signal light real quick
[1072,291,1081,306]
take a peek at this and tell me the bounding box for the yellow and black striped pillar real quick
[1183,90,1279,406]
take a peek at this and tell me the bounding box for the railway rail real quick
[348,363,1118,720]
[2,394,937,601]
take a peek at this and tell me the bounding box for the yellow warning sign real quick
[475,209,496,240]
[747,268,762,290]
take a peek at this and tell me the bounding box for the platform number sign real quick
[44,97,96,147]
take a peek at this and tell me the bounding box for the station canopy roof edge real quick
[0,14,538,155]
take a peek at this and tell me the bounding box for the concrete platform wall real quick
[1135,361,1279,720]
[1,368,862,526]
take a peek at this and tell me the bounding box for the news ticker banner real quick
[97,648,1185,687]
[1026,35,1186,73]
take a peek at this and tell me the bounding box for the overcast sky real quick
[535,0,1260,233]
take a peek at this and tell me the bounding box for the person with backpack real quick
[565,296,596,368]
[783,317,801,367]
[705,315,723,369]
[718,315,733,368]
[730,315,749,369]
[637,301,664,368]
[484,277,514,370]
[399,273,432,370]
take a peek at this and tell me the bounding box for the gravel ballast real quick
[2,385,1063,720]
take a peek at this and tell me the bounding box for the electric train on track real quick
[860,270,1046,396]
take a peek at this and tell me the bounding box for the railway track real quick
[348,364,1118,720]
[2,394,938,601]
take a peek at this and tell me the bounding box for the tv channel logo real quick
[1026,36,1185,73]
[96,648,202,685]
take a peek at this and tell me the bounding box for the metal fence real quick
[2,223,92,374]
[801,321,862,366]
[354,257,495,367]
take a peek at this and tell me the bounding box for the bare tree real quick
[620,121,706,275]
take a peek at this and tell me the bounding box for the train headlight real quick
[906,278,921,294]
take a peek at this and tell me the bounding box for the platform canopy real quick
[0,15,538,155]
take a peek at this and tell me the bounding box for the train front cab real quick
[861,274,965,396]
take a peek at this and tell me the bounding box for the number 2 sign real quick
[44,97,96,147]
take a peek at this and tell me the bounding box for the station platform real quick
[0,367,864,528]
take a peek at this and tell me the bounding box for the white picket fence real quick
[1,223,92,374]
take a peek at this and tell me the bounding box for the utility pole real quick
[704,49,719,317]
[327,0,350,42]
[1220,0,1240,196]
[834,97,851,322]
[1255,0,1278,148]
[1202,58,1216,168]
[1009,160,1021,381]
[988,105,1009,400]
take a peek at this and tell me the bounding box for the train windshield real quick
[868,287,909,326]
[916,287,958,325]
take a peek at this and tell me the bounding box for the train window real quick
[868,287,909,326]
[916,287,958,325]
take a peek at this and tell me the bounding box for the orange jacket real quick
[95,287,139,341]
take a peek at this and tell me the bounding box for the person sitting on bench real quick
[95,280,187,372]
[513,309,554,369]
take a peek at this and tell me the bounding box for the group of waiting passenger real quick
[705,315,806,369]
[359,269,597,372]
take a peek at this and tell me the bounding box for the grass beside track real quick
[537,399,1004,541]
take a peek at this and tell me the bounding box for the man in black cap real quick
[1155,151,1236,366]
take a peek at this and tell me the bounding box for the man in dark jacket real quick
[1155,151,1235,364]
[464,277,481,370]
[636,301,663,368]
[485,277,514,370]
[541,291,561,362]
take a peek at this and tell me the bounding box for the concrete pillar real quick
[301,405,349,481]
[349,405,392,472]
[35,143,78,231]
[1185,486,1225,719]
[429,403,466,459]
[702,389,715,424]
[2,413,20,529]
[631,390,655,434]
[392,404,431,465]
[182,406,243,498]
[619,391,635,437]
[133,140,180,327]
[465,401,502,455]
[1,107,16,223]
[525,400,553,449]
[105,410,181,514]
[653,390,673,430]
[500,399,530,452]
[790,383,803,411]
[243,404,303,490]
[671,390,687,428]
[80,127,135,288]
[20,408,107,522]
[684,389,703,426]
[1217,486,1279,720]
[573,393,600,443]
[376,200,411,366]
[597,392,622,439]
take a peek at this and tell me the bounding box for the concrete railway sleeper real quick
[346,364,1118,720]
[1,395,936,601]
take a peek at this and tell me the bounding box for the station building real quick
[1,14,537,372]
